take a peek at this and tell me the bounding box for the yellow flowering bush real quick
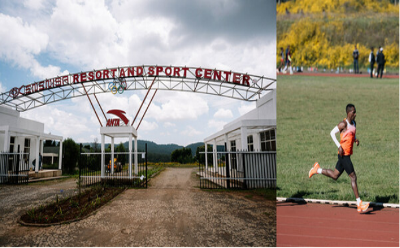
[277,0,399,70]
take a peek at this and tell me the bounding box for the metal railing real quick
[198,150,276,189]
[78,144,148,188]
[0,146,30,184]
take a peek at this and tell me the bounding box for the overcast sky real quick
[0,0,276,146]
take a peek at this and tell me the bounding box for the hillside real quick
[82,140,206,162]
[277,0,399,70]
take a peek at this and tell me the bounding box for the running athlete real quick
[308,104,369,213]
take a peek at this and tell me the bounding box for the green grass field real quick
[277,75,399,203]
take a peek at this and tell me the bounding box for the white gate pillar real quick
[224,134,230,171]
[213,139,217,168]
[129,134,132,178]
[111,137,114,174]
[241,127,248,151]
[101,134,105,177]
[58,139,63,170]
[3,129,9,152]
[204,142,208,171]
[35,137,40,173]
[134,137,138,175]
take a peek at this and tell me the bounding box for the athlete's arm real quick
[336,121,347,156]
[330,126,340,148]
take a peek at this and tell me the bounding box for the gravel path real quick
[0,167,275,246]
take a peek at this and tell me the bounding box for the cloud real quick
[0,81,6,93]
[208,119,227,130]
[213,108,233,119]
[137,120,158,131]
[23,0,45,10]
[238,102,256,116]
[180,126,202,137]
[163,122,176,128]
[21,104,92,140]
[147,91,209,121]
[0,13,48,68]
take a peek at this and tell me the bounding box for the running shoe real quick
[308,162,320,178]
[357,201,369,213]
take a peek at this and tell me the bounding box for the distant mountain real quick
[81,140,206,162]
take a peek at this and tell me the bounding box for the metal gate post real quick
[225,143,230,189]
[16,145,20,184]
[242,151,247,189]
[145,143,148,188]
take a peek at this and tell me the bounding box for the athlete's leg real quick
[321,168,342,180]
[349,171,359,198]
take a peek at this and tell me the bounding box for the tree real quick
[62,138,79,174]
[115,142,126,165]
[195,145,213,165]
[171,147,193,164]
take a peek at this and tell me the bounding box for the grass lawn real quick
[277,75,399,203]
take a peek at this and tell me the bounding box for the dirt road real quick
[0,167,275,246]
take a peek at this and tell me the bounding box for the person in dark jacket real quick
[353,45,359,74]
[377,47,385,78]
[368,47,375,78]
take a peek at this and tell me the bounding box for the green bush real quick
[62,138,79,174]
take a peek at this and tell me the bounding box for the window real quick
[247,135,254,151]
[24,138,31,160]
[261,129,276,151]
[9,136,15,152]
[230,140,237,169]
[230,140,236,151]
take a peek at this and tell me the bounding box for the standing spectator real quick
[353,45,359,74]
[278,47,284,73]
[285,45,291,72]
[368,47,375,78]
[377,47,385,78]
[375,46,381,76]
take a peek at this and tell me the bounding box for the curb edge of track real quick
[276,197,399,209]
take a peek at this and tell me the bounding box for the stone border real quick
[277,197,399,208]
[18,188,127,227]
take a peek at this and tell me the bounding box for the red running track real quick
[277,202,399,247]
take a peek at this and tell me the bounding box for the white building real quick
[202,90,276,188]
[204,89,276,155]
[0,105,63,174]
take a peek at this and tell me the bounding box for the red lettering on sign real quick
[47,79,54,89]
[55,77,61,86]
[88,71,94,81]
[156,66,163,76]
[213,70,221,81]
[232,73,240,84]
[173,67,180,77]
[137,66,143,76]
[62,75,68,85]
[111,69,117,78]
[165,67,172,76]
[96,71,102,79]
[39,81,44,91]
[80,72,87,82]
[103,70,110,79]
[148,66,155,76]
[73,74,79,83]
[120,68,126,77]
[223,71,231,82]
[204,69,212,79]
[182,67,189,77]
[242,75,250,86]
[127,67,134,77]
[195,68,202,78]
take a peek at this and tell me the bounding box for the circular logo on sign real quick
[9,87,20,98]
